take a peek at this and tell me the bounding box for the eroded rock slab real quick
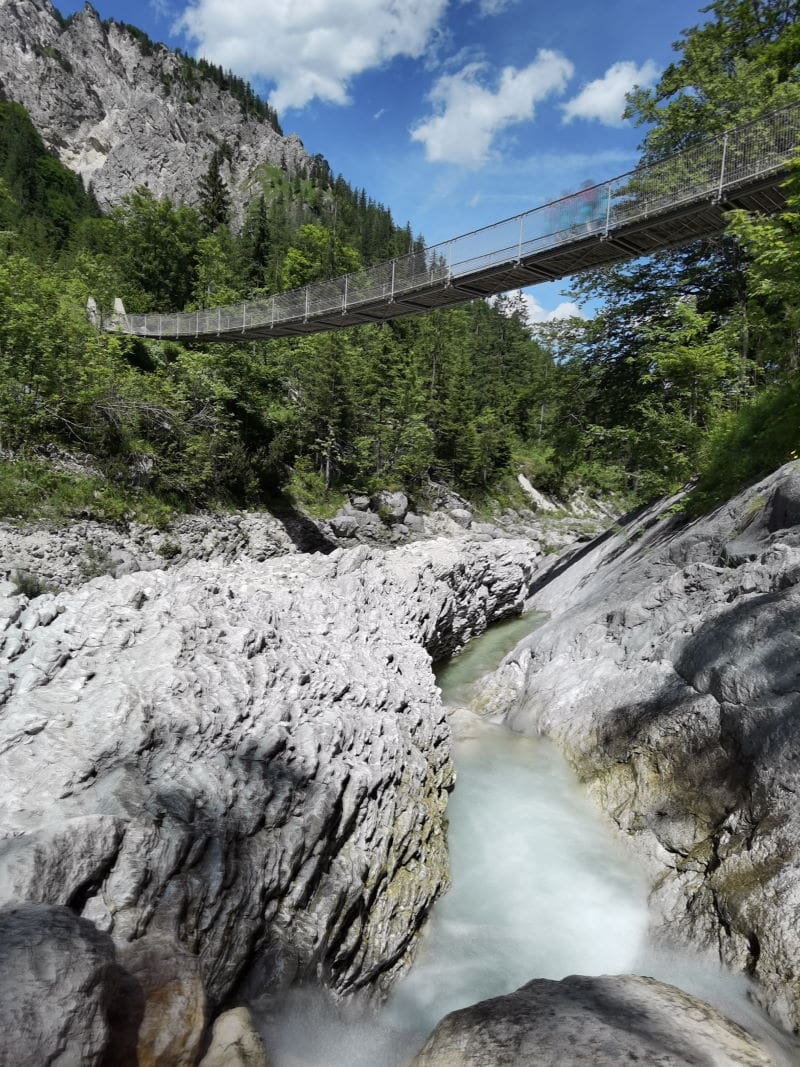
[0,538,539,1056]
[412,974,776,1066]
[479,462,800,1031]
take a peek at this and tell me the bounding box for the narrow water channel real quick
[263,612,798,1066]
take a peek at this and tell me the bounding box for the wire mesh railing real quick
[106,101,800,340]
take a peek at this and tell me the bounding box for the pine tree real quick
[198,150,231,232]
[240,194,271,288]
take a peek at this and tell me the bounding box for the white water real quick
[263,612,799,1066]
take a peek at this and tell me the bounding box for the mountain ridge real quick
[0,0,309,217]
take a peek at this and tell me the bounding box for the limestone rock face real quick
[0,510,317,593]
[482,461,800,1031]
[412,974,777,1066]
[0,904,118,1067]
[0,0,309,217]
[0,537,539,1055]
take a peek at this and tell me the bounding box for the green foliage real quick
[198,149,232,232]
[285,456,347,518]
[544,0,800,506]
[726,151,800,371]
[280,224,361,288]
[157,538,181,559]
[78,545,115,579]
[20,9,800,533]
[0,101,97,252]
[106,188,203,311]
[0,458,174,525]
[689,380,800,514]
[190,233,241,308]
[625,0,800,158]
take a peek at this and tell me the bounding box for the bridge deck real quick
[103,104,800,343]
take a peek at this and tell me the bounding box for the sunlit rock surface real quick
[0,537,538,1058]
[198,1008,268,1067]
[412,974,777,1066]
[0,0,308,217]
[483,462,800,1032]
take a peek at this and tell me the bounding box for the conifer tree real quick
[198,149,231,231]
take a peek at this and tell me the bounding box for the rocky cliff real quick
[0,536,540,1064]
[477,461,800,1033]
[0,0,308,215]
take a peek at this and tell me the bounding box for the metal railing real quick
[106,102,800,340]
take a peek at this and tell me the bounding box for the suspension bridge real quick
[100,102,800,343]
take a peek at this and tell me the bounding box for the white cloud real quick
[411,51,574,167]
[177,0,449,111]
[562,59,658,127]
[494,290,583,324]
[520,292,583,323]
[150,0,175,20]
[468,0,519,14]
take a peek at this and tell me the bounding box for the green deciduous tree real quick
[109,188,203,311]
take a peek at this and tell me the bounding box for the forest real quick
[1,0,800,525]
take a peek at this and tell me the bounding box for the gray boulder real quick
[328,513,361,539]
[329,506,386,541]
[449,509,473,529]
[198,1007,269,1067]
[0,904,118,1067]
[0,538,540,1037]
[412,974,776,1066]
[371,491,409,524]
[765,465,800,532]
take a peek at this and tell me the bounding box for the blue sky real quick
[59,0,708,318]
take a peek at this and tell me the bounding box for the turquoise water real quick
[263,612,798,1065]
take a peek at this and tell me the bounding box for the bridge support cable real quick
[99,102,800,343]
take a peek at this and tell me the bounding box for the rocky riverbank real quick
[0,480,604,594]
[0,533,540,1065]
[475,460,800,1035]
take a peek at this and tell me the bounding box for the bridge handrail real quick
[106,101,800,340]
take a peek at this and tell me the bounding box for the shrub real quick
[688,379,800,516]
[12,569,54,599]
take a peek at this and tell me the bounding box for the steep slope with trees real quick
[542,0,800,503]
[4,0,800,529]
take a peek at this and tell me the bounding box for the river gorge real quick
[3,465,800,1064]
[264,610,798,1066]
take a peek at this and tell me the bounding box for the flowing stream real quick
[263,611,798,1065]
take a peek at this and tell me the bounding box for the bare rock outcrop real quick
[0,510,308,593]
[0,0,308,217]
[0,537,539,1058]
[412,974,776,1066]
[198,1008,268,1067]
[479,462,800,1032]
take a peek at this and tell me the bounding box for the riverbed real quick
[262,611,798,1065]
